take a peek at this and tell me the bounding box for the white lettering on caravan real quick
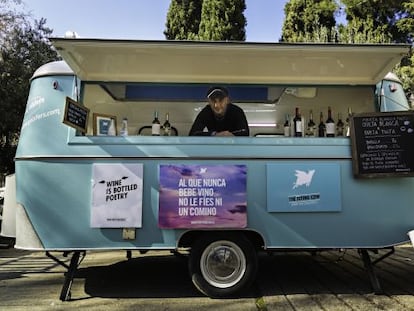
[21,108,61,130]
[27,96,45,111]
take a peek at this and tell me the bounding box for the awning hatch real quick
[51,38,410,85]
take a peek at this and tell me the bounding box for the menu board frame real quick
[350,111,414,178]
[63,97,89,133]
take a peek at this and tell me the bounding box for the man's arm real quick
[232,107,250,136]
[189,109,210,136]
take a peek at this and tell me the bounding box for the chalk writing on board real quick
[63,97,89,133]
[350,111,414,178]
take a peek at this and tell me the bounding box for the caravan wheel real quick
[189,233,257,297]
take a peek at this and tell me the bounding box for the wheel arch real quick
[178,229,265,251]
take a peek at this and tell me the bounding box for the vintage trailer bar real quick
[4,39,413,300]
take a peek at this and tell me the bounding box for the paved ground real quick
[1,243,414,310]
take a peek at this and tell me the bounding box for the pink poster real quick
[158,164,247,229]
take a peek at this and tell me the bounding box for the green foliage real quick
[282,0,413,44]
[342,0,413,43]
[394,51,414,97]
[339,0,413,96]
[0,0,25,42]
[281,0,338,42]
[164,0,203,40]
[164,0,246,41]
[281,0,413,96]
[340,0,412,44]
[338,16,392,43]
[198,0,246,40]
[394,1,414,95]
[0,18,59,174]
[397,1,414,43]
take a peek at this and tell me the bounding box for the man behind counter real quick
[189,86,250,136]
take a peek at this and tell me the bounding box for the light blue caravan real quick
[3,39,413,300]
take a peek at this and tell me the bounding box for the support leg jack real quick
[358,247,393,294]
[47,251,86,301]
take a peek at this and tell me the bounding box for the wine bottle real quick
[318,112,325,137]
[107,118,116,136]
[163,112,171,136]
[325,106,335,137]
[306,110,316,137]
[151,110,160,136]
[345,107,352,137]
[120,117,128,136]
[293,107,302,137]
[336,113,344,137]
[283,114,290,137]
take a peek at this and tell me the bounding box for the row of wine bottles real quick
[108,108,351,137]
[152,111,172,136]
[285,107,352,137]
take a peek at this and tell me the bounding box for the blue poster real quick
[159,164,247,228]
[267,162,341,212]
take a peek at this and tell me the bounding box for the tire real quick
[188,233,258,298]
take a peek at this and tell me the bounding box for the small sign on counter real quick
[350,111,414,178]
[63,97,89,133]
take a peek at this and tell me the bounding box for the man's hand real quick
[215,131,234,136]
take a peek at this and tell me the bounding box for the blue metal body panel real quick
[15,156,414,249]
[14,64,414,251]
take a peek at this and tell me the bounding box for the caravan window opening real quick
[77,82,376,139]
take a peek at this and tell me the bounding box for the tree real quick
[198,0,246,40]
[164,0,247,41]
[0,18,60,175]
[395,51,414,99]
[393,1,414,98]
[281,0,338,42]
[281,0,413,96]
[0,0,25,43]
[396,0,414,44]
[339,0,413,97]
[164,0,203,40]
[337,16,392,43]
[338,0,412,43]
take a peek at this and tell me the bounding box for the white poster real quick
[91,163,143,228]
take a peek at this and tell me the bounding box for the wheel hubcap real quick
[200,240,246,288]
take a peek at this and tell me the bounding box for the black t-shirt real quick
[188,103,249,136]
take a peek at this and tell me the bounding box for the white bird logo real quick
[199,167,207,174]
[293,170,315,189]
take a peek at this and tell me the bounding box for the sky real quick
[21,0,289,42]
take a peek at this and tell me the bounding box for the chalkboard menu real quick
[350,111,414,178]
[63,97,89,133]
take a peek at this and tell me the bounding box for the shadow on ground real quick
[75,250,391,300]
